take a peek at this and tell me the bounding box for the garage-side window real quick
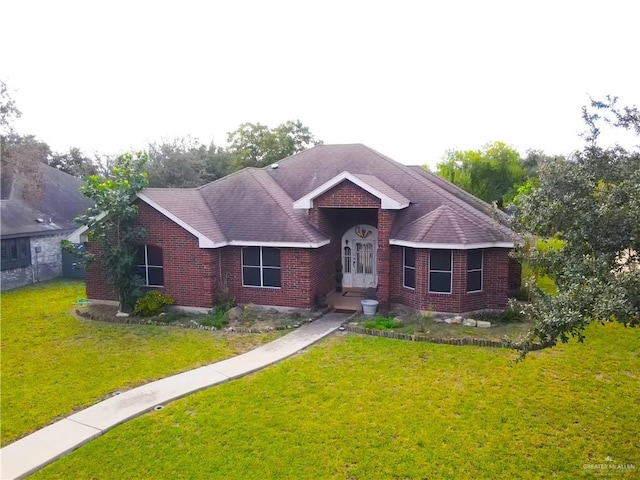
[242,247,281,288]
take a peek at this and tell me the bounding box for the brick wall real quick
[390,246,511,313]
[314,181,381,208]
[86,201,217,308]
[376,209,395,309]
[220,246,326,309]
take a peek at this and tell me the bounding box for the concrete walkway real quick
[0,313,349,480]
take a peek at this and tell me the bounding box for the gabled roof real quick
[69,143,518,249]
[1,163,92,238]
[293,171,410,209]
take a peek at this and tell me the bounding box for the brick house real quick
[72,144,521,314]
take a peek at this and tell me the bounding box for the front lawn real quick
[33,321,639,479]
[0,280,280,446]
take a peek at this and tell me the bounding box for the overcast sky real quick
[1,0,638,168]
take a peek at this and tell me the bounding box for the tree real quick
[227,120,322,170]
[514,97,640,354]
[0,79,21,140]
[435,142,528,205]
[146,137,232,187]
[70,152,149,311]
[1,133,50,202]
[521,149,565,179]
[48,146,98,179]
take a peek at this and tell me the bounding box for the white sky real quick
[1,0,638,168]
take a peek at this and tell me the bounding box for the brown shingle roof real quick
[134,143,517,248]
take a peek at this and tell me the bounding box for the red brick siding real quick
[309,243,337,302]
[314,181,381,208]
[221,246,320,309]
[86,201,217,308]
[376,209,395,309]
[390,246,512,313]
[85,241,116,301]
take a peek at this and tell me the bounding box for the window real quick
[403,247,416,289]
[134,245,164,286]
[242,247,281,288]
[343,244,351,274]
[467,249,483,292]
[1,237,31,271]
[429,249,452,294]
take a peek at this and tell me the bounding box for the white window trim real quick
[403,247,416,290]
[242,246,282,289]
[428,249,453,295]
[137,245,164,287]
[467,250,483,293]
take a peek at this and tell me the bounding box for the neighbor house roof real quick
[1,162,92,238]
[68,143,518,249]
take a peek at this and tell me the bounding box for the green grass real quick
[361,315,402,330]
[32,321,640,479]
[0,280,280,446]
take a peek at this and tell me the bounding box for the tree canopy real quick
[227,119,322,169]
[145,137,232,188]
[514,97,640,353]
[435,141,528,205]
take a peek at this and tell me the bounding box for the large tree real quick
[146,137,232,188]
[227,120,321,170]
[70,152,149,311]
[435,141,528,205]
[514,97,640,353]
[48,146,98,179]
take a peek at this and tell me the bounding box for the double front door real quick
[341,225,377,289]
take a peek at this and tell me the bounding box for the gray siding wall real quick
[1,232,67,291]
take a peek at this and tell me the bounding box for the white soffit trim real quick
[293,171,409,210]
[390,239,515,249]
[227,239,331,248]
[137,193,221,248]
[66,212,108,243]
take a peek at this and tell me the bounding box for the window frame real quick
[403,247,416,290]
[242,246,281,289]
[428,249,453,294]
[466,249,483,293]
[1,237,31,271]
[135,245,164,287]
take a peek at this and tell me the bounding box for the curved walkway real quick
[0,313,349,480]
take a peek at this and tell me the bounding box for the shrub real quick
[133,290,174,317]
[475,303,524,324]
[362,316,402,330]
[199,308,229,329]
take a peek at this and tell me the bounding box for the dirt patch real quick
[74,303,326,333]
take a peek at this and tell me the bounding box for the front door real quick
[342,224,377,289]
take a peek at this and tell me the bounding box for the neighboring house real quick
[71,144,521,314]
[1,162,92,290]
